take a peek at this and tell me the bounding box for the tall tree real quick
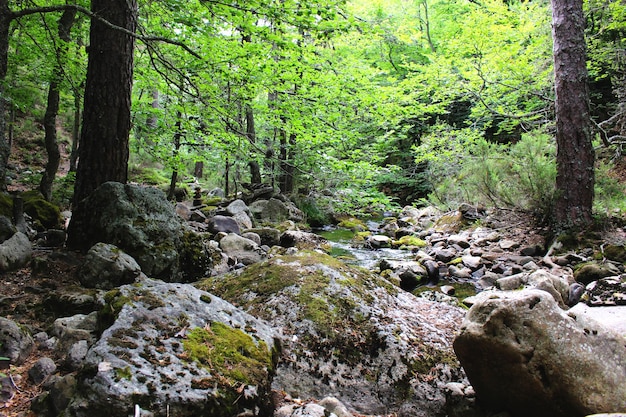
[551,0,594,228]
[0,0,11,191]
[67,0,137,247]
[40,7,77,201]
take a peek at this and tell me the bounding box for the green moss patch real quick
[392,235,427,249]
[182,322,272,386]
[21,190,62,229]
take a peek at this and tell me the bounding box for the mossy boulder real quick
[574,262,618,285]
[66,278,278,417]
[196,251,467,416]
[178,230,228,282]
[67,182,183,280]
[603,244,626,263]
[21,190,62,230]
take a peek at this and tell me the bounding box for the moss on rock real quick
[21,190,62,230]
[183,322,273,386]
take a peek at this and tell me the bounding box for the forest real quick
[1,0,626,229]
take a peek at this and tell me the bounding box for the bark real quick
[166,113,182,201]
[551,0,594,228]
[69,88,81,172]
[0,0,11,191]
[246,104,261,185]
[39,8,76,201]
[70,0,137,207]
[68,0,137,248]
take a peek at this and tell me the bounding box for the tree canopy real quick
[3,0,626,227]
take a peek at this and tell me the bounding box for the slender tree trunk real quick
[0,0,12,191]
[246,104,262,185]
[68,0,137,249]
[40,8,76,201]
[69,87,81,172]
[551,0,594,228]
[167,112,182,201]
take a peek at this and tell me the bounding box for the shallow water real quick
[316,227,415,271]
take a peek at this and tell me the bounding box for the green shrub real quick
[425,131,557,222]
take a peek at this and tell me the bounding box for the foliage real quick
[426,131,557,222]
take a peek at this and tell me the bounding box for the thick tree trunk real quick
[40,8,76,201]
[0,0,11,191]
[551,0,594,228]
[69,89,81,172]
[68,0,137,248]
[70,0,137,207]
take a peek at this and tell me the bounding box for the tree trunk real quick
[194,161,203,179]
[551,0,594,228]
[167,112,182,201]
[69,87,81,172]
[68,0,137,249]
[246,104,262,185]
[39,8,76,201]
[71,0,137,207]
[0,0,11,191]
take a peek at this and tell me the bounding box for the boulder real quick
[246,227,281,247]
[78,243,141,289]
[225,199,250,217]
[197,251,467,417]
[0,215,15,243]
[207,214,241,235]
[279,230,328,250]
[0,231,31,271]
[219,233,266,265]
[64,278,278,417]
[250,198,303,223]
[0,317,34,365]
[28,357,57,384]
[453,289,626,417]
[178,230,229,281]
[67,182,183,280]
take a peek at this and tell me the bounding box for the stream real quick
[315,225,416,271]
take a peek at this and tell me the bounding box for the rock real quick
[368,234,391,248]
[28,357,57,384]
[232,210,253,230]
[207,187,225,198]
[569,303,626,338]
[250,198,303,223]
[44,229,66,247]
[280,230,328,250]
[64,278,278,417]
[78,243,141,289]
[21,190,63,230]
[246,227,281,247]
[498,239,519,250]
[189,209,207,223]
[51,312,98,352]
[0,231,31,272]
[432,247,457,263]
[461,255,482,270]
[219,233,266,265]
[1,318,34,366]
[226,199,250,217]
[67,182,183,280]
[207,214,241,235]
[65,340,89,371]
[241,232,261,245]
[318,397,352,417]
[454,289,626,417]
[0,215,16,243]
[197,251,467,417]
[175,202,192,221]
[574,262,618,285]
[178,230,229,281]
